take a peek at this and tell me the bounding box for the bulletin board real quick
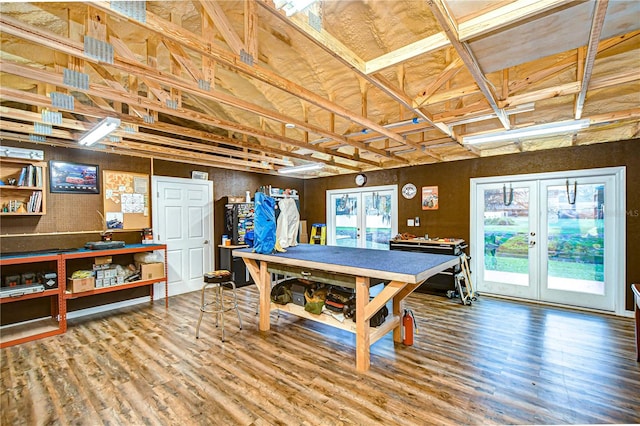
[102,170,150,230]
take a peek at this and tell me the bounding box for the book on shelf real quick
[34,191,42,212]
[17,167,27,186]
[35,166,43,188]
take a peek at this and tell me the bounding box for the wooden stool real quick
[195,270,242,341]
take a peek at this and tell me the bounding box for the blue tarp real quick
[252,192,276,254]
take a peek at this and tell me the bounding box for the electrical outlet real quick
[415,217,420,226]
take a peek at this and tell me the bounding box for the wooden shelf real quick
[64,277,166,299]
[0,317,62,348]
[0,288,60,304]
[0,158,46,215]
[0,244,167,348]
[272,302,401,345]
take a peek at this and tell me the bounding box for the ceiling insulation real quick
[0,0,638,177]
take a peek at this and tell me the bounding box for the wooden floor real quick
[2,286,639,425]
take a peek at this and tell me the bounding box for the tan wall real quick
[302,139,640,311]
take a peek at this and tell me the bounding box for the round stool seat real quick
[196,270,243,341]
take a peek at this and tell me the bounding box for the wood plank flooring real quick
[2,286,639,425]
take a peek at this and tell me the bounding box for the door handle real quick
[204,240,210,245]
[529,240,536,247]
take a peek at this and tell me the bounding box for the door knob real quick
[204,240,210,244]
[529,240,536,247]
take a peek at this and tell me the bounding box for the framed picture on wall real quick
[422,186,439,210]
[49,160,100,194]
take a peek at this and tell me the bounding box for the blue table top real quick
[233,244,459,284]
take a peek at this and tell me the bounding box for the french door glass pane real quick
[546,183,605,295]
[335,195,358,247]
[363,192,392,249]
[483,186,530,286]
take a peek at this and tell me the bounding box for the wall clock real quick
[355,173,367,187]
[402,183,417,199]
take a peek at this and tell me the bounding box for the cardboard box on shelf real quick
[299,220,308,244]
[140,263,165,280]
[67,277,95,293]
[94,256,112,265]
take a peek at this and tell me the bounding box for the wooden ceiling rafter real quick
[363,0,569,74]
[85,2,415,151]
[0,129,278,173]
[456,0,571,42]
[244,0,258,59]
[413,57,464,108]
[499,69,639,109]
[0,1,637,175]
[0,62,373,171]
[0,94,364,173]
[256,0,454,141]
[198,0,245,56]
[0,16,396,169]
[428,0,511,130]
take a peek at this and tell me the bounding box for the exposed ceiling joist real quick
[428,0,511,130]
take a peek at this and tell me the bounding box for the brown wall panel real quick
[303,139,640,311]
[2,140,638,311]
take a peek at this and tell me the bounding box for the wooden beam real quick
[413,57,463,107]
[0,62,377,169]
[365,32,450,74]
[457,0,569,42]
[84,3,415,149]
[500,69,639,109]
[363,0,566,74]
[198,0,245,55]
[244,0,259,59]
[256,1,451,139]
[429,0,511,129]
[575,0,609,120]
[0,94,364,171]
[508,30,640,95]
[0,16,399,164]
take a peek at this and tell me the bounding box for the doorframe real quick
[326,184,398,248]
[152,175,214,299]
[469,167,626,315]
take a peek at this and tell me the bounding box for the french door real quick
[326,185,398,249]
[471,168,625,312]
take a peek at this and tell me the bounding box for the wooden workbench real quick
[233,244,459,372]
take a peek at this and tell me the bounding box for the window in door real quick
[327,185,398,249]
[471,167,625,313]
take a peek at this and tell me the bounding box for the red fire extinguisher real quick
[403,309,416,346]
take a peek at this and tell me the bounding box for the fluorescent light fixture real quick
[78,117,121,146]
[463,119,590,145]
[275,0,316,16]
[277,163,323,174]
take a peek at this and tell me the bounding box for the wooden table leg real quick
[242,259,271,331]
[258,261,271,331]
[355,276,371,372]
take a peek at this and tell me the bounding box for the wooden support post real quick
[355,276,371,372]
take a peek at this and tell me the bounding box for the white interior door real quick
[471,167,625,313]
[326,185,397,249]
[153,176,213,298]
